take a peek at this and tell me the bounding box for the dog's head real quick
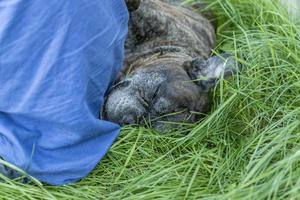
[103,53,240,131]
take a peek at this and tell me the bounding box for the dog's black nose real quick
[121,115,136,125]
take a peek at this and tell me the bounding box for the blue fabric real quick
[0,0,129,185]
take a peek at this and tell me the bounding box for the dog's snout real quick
[121,115,136,125]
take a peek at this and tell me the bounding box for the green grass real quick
[1,0,300,199]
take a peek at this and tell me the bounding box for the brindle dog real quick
[103,0,240,131]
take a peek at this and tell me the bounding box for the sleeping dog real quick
[103,0,240,131]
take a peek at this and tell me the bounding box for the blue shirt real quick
[0,0,128,185]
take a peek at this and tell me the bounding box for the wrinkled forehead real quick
[121,62,189,93]
[120,64,202,106]
[127,66,167,90]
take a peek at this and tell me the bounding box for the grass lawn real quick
[1,0,300,199]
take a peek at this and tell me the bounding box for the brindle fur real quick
[103,0,239,131]
[122,0,215,76]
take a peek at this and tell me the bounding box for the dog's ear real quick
[183,53,241,91]
[125,0,141,12]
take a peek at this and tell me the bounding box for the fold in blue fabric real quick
[0,0,129,185]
